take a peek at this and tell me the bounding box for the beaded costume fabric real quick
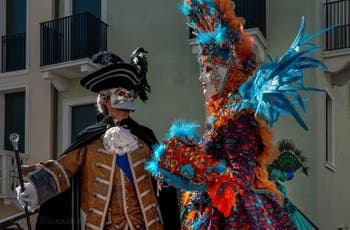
[181,114,295,229]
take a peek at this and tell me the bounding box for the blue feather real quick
[238,17,334,129]
[215,26,227,44]
[152,144,167,160]
[166,120,200,140]
[180,2,191,15]
[144,161,160,176]
[193,217,207,230]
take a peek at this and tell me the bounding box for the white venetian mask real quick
[110,88,135,110]
[199,63,228,98]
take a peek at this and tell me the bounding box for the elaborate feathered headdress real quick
[181,0,255,66]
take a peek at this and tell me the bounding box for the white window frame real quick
[0,82,29,154]
[64,0,107,22]
[0,0,30,78]
[325,89,336,171]
[62,96,96,150]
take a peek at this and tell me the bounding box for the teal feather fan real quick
[269,139,309,175]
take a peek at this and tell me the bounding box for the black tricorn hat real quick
[80,62,140,93]
[80,49,150,101]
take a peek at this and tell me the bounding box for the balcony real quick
[324,0,350,86]
[40,13,107,91]
[1,33,26,73]
[0,211,38,230]
[189,0,267,63]
[0,151,27,203]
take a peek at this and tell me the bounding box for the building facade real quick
[0,0,56,217]
[267,0,350,229]
[0,0,349,229]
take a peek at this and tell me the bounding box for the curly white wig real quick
[97,89,111,114]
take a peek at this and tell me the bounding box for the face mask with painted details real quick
[110,88,135,110]
[199,63,228,98]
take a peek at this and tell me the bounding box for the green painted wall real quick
[106,0,205,139]
[266,0,319,224]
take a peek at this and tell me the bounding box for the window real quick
[64,0,106,21]
[4,92,25,152]
[326,92,335,168]
[0,86,27,153]
[62,96,97,150]
[71,104,97,142]
[0,0,27,73]
[73,0,101,19]
[0,85,28,200]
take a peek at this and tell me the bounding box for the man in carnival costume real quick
[146,0,330,229]
[16,48,180,230]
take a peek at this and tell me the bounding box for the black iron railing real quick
[1,33,26,73]
[40,12,108,66]
[324,0,350,51]
[189,0,266,39]
[0,210,38,230]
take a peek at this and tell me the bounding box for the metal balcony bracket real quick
[324,49,350,86]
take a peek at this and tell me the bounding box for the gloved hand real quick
[16,181,38,212]
[269,169,294,182]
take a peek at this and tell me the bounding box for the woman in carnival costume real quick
[146,0,330,229]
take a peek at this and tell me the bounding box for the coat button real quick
[136,224,141,229]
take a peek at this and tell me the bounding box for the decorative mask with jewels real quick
[199,62,228,98]
[110,87,136,110]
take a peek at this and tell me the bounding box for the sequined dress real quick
[179,113,296,229]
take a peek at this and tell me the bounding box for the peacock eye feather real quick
[268,139,309,176]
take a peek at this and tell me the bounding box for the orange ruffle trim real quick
[254,117,283,204]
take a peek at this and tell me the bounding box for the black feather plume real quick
[130,47,150,102]
[92,50,124,65]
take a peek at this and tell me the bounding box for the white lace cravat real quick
[102,126,139,155]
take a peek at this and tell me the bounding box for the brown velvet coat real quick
[32,138,163,230]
